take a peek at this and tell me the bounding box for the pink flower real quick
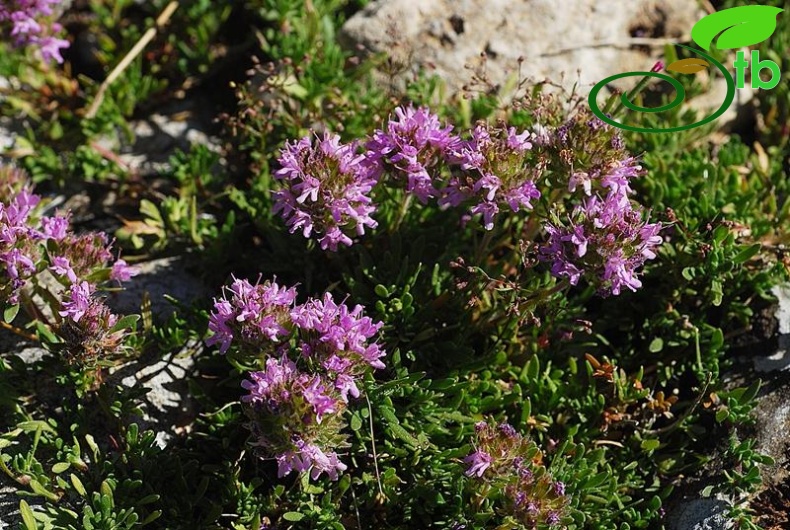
[59,281,95,323]
[0,1,69,63]
[366,105,461,203]
[540,191,662,296]
[273,133,379,251]
[463,450,493,477]
[110,259,137,282]
[41,215,68,241]
[50,255,77,283]
[442,123,541,230]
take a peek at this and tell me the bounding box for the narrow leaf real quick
[19,499,39,530]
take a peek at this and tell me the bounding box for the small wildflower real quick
[541,194,663,296]
[290,292,386,370]
[50,255,77,283]
[498,423,518,438]
[442,123,541,229]
[41,215,68,241]
[273,133,379,251]
[59,281,94,323]
[242,357,349,480]
[366,105,461,203]
[464,421,570,527]
[0,0,69,63]
[57,287,129,366]
[553,481,566,497]
[110,259,137,282]
[463,450,493,477]
[206,277,297,354]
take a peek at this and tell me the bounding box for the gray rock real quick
[339,0,749,127]
[93,96,222,176]
[753,334,790,373]
[341,0,701,93]
[752,377,790,485]
[666,499,735,530]
[106,256,207,321]
[108,345,199,449]
[754,284,790,373]
[772,283,790,335]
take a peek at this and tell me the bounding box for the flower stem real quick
[0,320,38,342]
[474,230,495,265]
[391,192,413,233]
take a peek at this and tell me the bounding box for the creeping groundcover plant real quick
[1,1,789,529]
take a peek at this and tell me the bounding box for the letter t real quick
[733,51,749,89]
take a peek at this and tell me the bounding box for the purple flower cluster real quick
[0,166,137,365]
[541,156,662,296]
[206,276,297,355]
[274,106,544,249]
[242,356,347,480]
[208,277,385,480]
[0,187,45,303]
[57,280,129,367]
[441,124,542,230]
[0,0,69,63]
[366,105,460,203]
[273,133,379,251]
[273,104,662,295]
[464,421,568,528]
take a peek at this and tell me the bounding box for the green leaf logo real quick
[691,5,783,51]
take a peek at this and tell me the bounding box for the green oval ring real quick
[619,73,685,113]
[588,44,736,133]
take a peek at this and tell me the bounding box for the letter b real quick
[751,50,781,90]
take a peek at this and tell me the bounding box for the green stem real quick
[474,230,495,265]
[391,192,413,233]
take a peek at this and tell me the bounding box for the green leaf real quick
[52,462,70,474]
[137,494,160,505]
[379,407,420,448]
[17,421,56,435]
[282,512,305,522]
[141,510,162,525]
[648,337,664,353]
[641,439,660,451]
[711,279,723,307]
[4,304,19,324]
[71,473,87,496]
[85,434,100,461]
[350,413,363,432]
[740,380,761,404]
[29,479,59,501]
[733,244,761,264]
[582,471,610,490]
[19,499,38,530]
[140,199,164,225]
[692,5,783,51]
[108,314,140,334]
[715,408,730,423]
[34,321,59,344]
[710,327,724,351]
